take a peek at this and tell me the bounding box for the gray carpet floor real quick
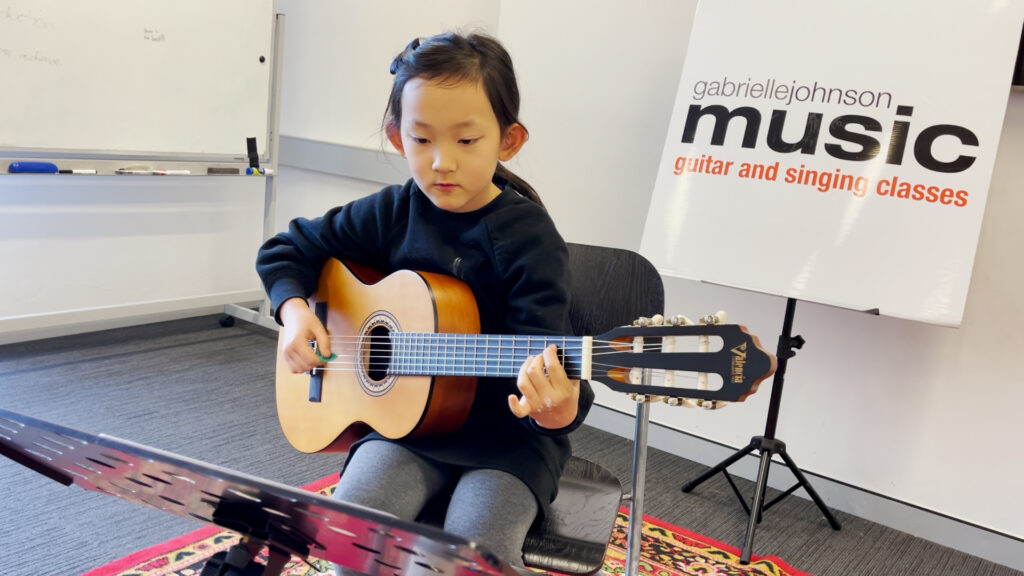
[0,315,1019,576]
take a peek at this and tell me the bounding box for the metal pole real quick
[625,386,652,576]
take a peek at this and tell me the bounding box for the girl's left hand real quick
[508,344,581,429]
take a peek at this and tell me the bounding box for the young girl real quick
[255,31,594,570]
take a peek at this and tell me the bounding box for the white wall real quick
[276,0,499,150]
[269,0,1024,566]
[0,176,266,344]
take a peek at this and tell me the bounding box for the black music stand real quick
[0,407,516,576]
[679,298,841,563]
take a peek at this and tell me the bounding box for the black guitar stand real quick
[0,407,516,576]
[679,298,841,563]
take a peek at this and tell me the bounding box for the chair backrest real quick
[566,243,665,336]
[517,243,665,575]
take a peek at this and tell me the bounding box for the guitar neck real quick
[389,333,591,379]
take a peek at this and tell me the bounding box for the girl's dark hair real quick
[385,32,543,207]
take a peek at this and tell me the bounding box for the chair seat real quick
[418,456,622,576]
[522,456,623,575]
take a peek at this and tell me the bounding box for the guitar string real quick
[314,336,687,351]
[297,347,688,360]
[295,363,705,386]
[322,335,703,343]
[300,361,703,373]
[317,337,716,352]
[297,355,706,376]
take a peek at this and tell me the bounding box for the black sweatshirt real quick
[256,178,595,517]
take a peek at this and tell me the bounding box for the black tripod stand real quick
[680,297,841,563]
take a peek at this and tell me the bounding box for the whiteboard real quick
[0,0,275,158]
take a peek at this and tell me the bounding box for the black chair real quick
[509,243,665,575]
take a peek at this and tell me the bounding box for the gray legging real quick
[331,439,538,575]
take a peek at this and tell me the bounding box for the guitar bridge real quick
[307,302,329,403]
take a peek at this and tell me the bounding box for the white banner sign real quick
[640,0,1024,326]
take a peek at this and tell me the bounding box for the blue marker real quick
[8,161,59,174]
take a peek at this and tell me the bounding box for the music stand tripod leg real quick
[680,438,758,494]
[776,445,842,530]
[741,441,777,563]
[679,298,841,564]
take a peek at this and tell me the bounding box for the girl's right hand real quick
[278,297,331,374]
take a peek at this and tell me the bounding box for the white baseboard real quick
[587,403,1024,572]
[0,292,264,345]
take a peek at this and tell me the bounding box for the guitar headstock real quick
[588,322,777,403]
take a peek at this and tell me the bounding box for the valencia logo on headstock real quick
[730,342,747,383]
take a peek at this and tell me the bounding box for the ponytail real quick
[495,163,543,207]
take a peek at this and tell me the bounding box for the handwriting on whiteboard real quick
[144,28,166,42]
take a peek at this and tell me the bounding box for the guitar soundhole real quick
[357,311,400,396]
[366,325,392,382]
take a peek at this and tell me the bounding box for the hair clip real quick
[390,37,422,75]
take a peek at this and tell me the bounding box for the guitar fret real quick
[452,330,460,375]
[453,333,461,376]
[423,334,429,374]
[447,335,453,376]
[513,335,519,376]
[501,337,507,374]
[437,334,442,374]
[391,333,399,375]
[453,334,459,376]
[404,333,411,375]
[462,335,468,376]
[506,335,514,376]
[491,334,499,379]
[423,334,430,374]
[421,333,427,375]
[415,333,422,375]
[434,334,441,375]
[497,335,504,376]
[508,336,517,376]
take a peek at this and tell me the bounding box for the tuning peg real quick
[700,310,727,325]
[669,314,694,326]
[630,392,662,403]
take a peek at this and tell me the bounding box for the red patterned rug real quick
[83,475,811,576]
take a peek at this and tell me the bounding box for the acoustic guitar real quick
[276,258,777,453]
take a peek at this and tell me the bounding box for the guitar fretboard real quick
[388,333,590,379]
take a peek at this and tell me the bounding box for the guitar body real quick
[276,259,481,454]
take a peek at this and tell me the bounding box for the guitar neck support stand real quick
[0,407,515,576]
